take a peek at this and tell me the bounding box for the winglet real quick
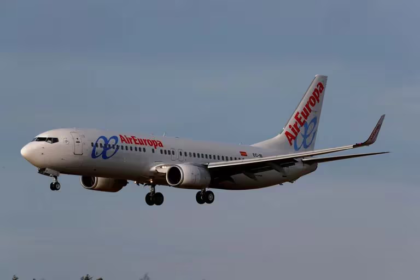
[354,115,386,147]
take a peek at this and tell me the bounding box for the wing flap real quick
[301,152,389,164]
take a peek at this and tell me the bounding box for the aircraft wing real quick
[207,115,387,177]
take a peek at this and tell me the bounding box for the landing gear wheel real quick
[196,191,205,205]
[145,193,154,206]
[154,192,164,206]
[204,191,215,204]
[50,182,61,191]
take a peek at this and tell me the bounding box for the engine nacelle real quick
[80,176,128,193]
[166,164,211,189]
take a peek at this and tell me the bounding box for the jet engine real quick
[166,164,211,189]
[80,176,128,193]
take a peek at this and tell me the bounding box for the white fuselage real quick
[21,128,317,190]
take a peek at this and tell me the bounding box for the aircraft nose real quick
[21,143,37,164]
[21,144,31,160]
[21,142,49,168]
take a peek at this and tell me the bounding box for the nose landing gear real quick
[50,177,61,191]
[38,169,61,192]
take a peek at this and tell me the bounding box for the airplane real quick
[21,75,388,206]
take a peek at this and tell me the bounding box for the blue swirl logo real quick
[294,116,318,151]
[91,136,119,159]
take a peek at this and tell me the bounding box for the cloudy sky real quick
[0,0,418,279]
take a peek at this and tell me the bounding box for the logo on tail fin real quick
[285,82,324,146]
[294,116,318,151]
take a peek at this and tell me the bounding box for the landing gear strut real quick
[145,185,164,206]
[50,176,61,191]
[196,189,214,205]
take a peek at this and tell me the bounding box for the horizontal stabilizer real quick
[302,152,389,164]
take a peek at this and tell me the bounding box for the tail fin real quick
[252,75,328,153]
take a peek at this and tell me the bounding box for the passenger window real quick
[205,154,208,159]
[193,153,196,157]
[222,156,225,160]
[189,152,192,157]
[180,151,182,156]
[230,157,233,160]
[100,143,103,148]
[185,152,187,157]
[130,147,133,151]
[116,145,119,149]
[217,155,220,160]
[143,148,146,152]
[152,149,155,153]
[160,150,163,154]
[91,143,94,147]
[135,147,137,151]
[197,153,200,158]
[172,150,175,155]
[164,150,167,155]
[126,146,129,150]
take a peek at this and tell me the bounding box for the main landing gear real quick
[196,190,215,205]
[145,185,164,206]
[50,177,61,191]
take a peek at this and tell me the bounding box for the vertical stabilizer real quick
[252,75,328,153]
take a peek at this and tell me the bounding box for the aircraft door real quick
[178,149,184,162]
[171,148,177,161]
[70,132,83,155]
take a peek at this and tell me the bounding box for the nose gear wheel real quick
[50,177,61,191]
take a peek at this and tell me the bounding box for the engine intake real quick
[80,176,128,193]
[166,164,211,189]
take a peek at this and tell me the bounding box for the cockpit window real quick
[32,137,59,144]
